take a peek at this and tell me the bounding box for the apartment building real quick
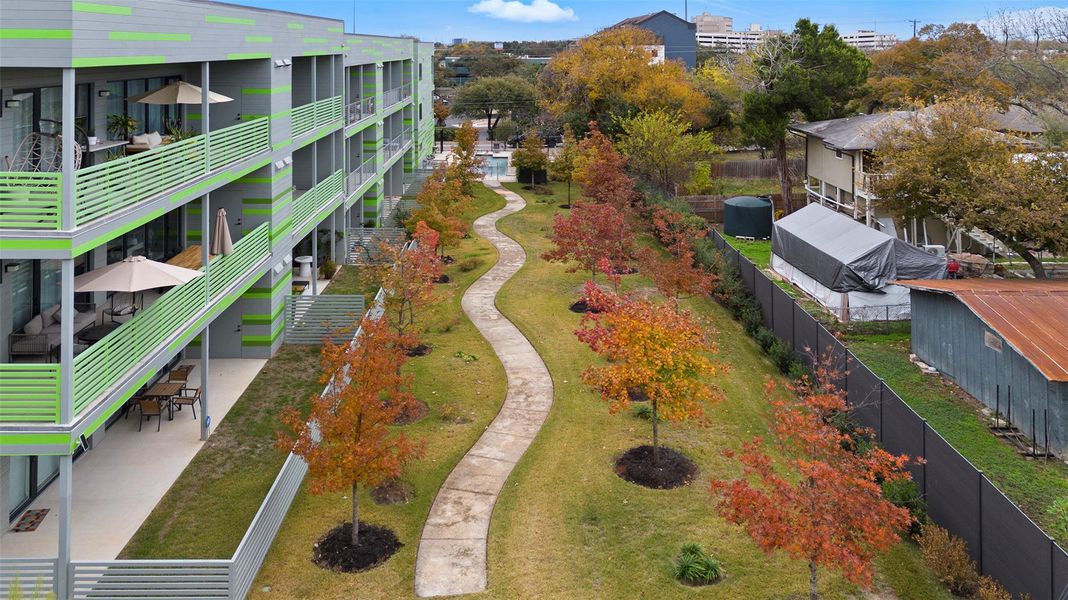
[0,0,434,593]
[692,13,782,53]
[841,29,898,51]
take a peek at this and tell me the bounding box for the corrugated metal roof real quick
[896,279,1068,381]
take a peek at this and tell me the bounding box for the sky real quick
[237,0,1067,44]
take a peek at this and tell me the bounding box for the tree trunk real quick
[651,400,660,467]
[809,561,818,600]
[1009,242,1047,279]
[566,179,571,204]
[775,137,793,214]
[351,481,359,547]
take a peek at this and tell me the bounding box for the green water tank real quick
[723,196,773,239]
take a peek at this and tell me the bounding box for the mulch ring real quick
[627,387,649,402]
[433,274,452,284]
[371,479,415,505]
[569,299,603,314]
[614,445,696,490]
[393,399,429,425]
[613,266,639,275]
[406,344,433,357]
[441,255,455,265]
[312,521,401,573]
[559,204,571,209]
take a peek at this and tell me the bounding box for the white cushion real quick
[23,315,44,335]
[41,304,60,326]
[131,133,150,146]
[146,131,163,147]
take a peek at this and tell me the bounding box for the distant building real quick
[451,37,468,46]
[609,10,696,69]
[692,13,781,53]
[841,30,898,51]
[493,42,504,51]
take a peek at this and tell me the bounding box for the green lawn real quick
[850,331,1068,546]
[322,263,380,299]
[244,185,509,599]
[723,234,772,269]
[484,182,949,599]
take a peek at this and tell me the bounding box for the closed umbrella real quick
[127,81,233,105]
[211,208,233,256]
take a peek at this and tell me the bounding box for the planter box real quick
[516,167,548,185]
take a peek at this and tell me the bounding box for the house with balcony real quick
[0,1,434,595]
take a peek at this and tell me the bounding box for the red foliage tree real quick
[574,122,639,210]
[541,201,635,279]
[576,284,721,465]
[277,316,424,546]
[638,206,717,307]
[370,221,444,337]
[711,377,915,599]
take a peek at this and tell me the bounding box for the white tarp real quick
[772,254,912,321]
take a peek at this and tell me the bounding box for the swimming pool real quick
[479,154,509,179]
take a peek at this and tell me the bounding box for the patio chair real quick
[173,387,201,419]
[138,398,164,432]
[167,365,194,385]
[123,394,145,419]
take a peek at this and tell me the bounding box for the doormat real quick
[11,508,48,532]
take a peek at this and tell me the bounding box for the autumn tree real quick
[448,121,483,195]
[711,377,914,600]
[370,221,444,337]
[549,124,579,204]
[638,206,717,307]
[576,286,720,466]
[434,100,450,152]
[871,96,1068,277]
[573,123,638,210]
[739,19,870,210]
[539,26,710,134]
[541,201,635,279]
[407,165,469,257]
[450,75,536,140]
[509,130,548,186]
[277,315,423,547]
[615,110,719,193]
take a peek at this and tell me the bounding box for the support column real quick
[60,260,74,423]
[61,68,75,230]
[201,62,211,166]
[56,453,73,599]
[311,228,318,295]
[201,193,210,441]
[330,211,337,264]
[200,325,210,441]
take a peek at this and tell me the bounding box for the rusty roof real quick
[896,279,1068,381]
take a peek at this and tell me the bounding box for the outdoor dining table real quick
[76,323,121,345]
[143,382,185,420]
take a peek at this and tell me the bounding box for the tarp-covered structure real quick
[771,204,946,321]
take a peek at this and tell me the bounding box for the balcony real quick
[0,118,270,233]
[347,156,376,195]
[854,170,886,199]
[382,84,412,110]
[384,128,413,162]
[292,96,343,140]
[345,96,376,127]
[292,170,344,238]
[0,223,272,426]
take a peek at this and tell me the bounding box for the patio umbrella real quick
[127,81,234,105]
[74,256,202,293]
[211,208,234,256]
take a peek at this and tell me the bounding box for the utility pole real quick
[685,0,688,21]
[907,19,920,38]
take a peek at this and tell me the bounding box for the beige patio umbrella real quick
[74,256,203,293]
[127,81,234,105]
[211,208,234,256]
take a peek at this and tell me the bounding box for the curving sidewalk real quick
[414,181,553,597]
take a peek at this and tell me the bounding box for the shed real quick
[723,196,772,239]
[771,204,946,321]
[896,279,1068,458]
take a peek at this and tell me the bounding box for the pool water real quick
[480,154,509,179]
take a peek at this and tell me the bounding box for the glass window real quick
[106,81,125,138]
[8,260,33,331]
[125,227,145,258]
[146,215,166,261]
[39,260,61,311]
[126,79,145,135]
[107,237,125,265]
[164,210,182,259]
[7,457,29,519]
[35,455,59,489]
[146,77,164,134]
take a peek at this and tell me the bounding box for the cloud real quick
[468,0,577,23]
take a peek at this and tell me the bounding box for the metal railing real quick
[347,155,376,194]
[0,172,61,229]
[385,129,411,161]
[345,96,375,125]
[346,227,407,265]
[71,223,271,417]
[291,96,343,139]
[71,560,231,599]
[284,295,367,344]
[0,364,60,423]
[382,83,411,109]
[291,170,344,238]
[0,557,57,597]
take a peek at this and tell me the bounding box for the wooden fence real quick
[711,157,804,180]
[680,193,806,223]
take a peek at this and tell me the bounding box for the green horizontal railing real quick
[0,172,61,229]
[291,96,343,139]
[291,170,343,235]
[71,223,271,416]
[0,364,61,423]
[73,118,269,227]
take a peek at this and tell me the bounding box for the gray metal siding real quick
[637,13,696,69]
[911,290,1066,455]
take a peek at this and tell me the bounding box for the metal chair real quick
[173,387,201,419]
[138,398,164,432]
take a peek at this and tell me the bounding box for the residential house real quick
[610,11,697,68]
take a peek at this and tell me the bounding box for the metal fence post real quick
[921,419,928,497]
[878,380,885,443]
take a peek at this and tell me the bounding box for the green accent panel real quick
[228,52,270,60]
[270,215,293,243]
[72,206,166,256]
[271,138,292,151]
[242,85,290,95]
[73,2,131,15]
[72,55,165,67]
[108,31,191,41]
[302,50,331,56]
[0,432,72,455]
[303,37,328,44]
[0,237,71,251]
[244,35,273,43]
[0,29,72,39]
[242,319,285,346]
[287,23,305,29]
[244,271,292,299]
[185,112,202,120]
[331,46,347,52]
[205,15,255,25]
[236,165,289,184]
[327,26,344,33]
[243,302,285,325]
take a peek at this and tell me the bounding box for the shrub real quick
[882,478,927,536]
[976,575,1012,600]
[632,404,652,420]
[672,543,724,585]
[917,523,978,596]
[457,257,483,273]
[319,258,337,279]
[786,361,809,382]
[753,326,777,353]
[1048,496,1068,539]
[767,339,796,375]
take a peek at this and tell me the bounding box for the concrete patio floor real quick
[0,357,266,560]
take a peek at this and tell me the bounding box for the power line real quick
[907,19,920,38]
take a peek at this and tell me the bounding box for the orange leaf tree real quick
[407,165,469,257]
[370,221,444,338]
[573,122,639,211]
[448,121,483,195]
[276,315,424,546]
[638,206,717,307]
[711,377,914,599]
[541,201,635,280]
[576,285,720,465]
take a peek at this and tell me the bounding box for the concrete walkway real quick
[414,181,553,597]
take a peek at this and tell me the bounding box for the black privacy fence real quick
[710,230,1068,600]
